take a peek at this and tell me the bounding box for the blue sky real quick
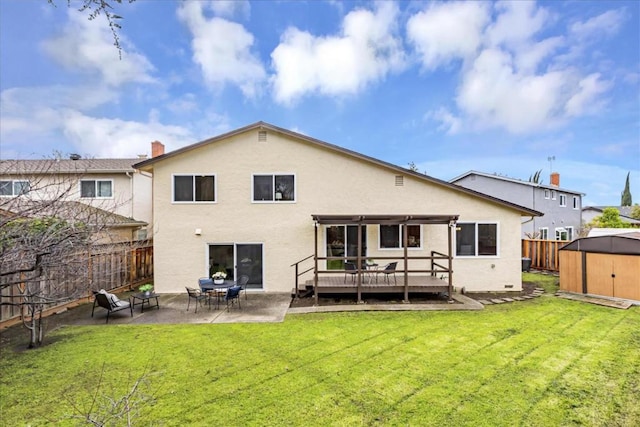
[1,0,638,207]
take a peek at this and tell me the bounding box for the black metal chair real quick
[186,287,208,313]
[92,291,133,323]
[344,261,357,283]
[237,275,250,300]
[377,262,398,285]
[224,285,242,311]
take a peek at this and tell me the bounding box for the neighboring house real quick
[582,206,640,227]
[451,171,584,240]
[0,157,152,241]
[134,122,541,295]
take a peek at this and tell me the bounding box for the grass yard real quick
[1,273,639,426]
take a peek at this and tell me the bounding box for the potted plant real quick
[212,270,227,285]
[139,283,153,296]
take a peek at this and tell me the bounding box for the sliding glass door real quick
[208,243,263,289]
[325,225,367,270]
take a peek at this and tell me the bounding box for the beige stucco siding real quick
[152,129,524,293]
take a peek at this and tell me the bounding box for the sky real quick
[1,0,638,207]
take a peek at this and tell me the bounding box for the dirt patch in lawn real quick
[464,281,539,301]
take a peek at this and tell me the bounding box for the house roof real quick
[450,170,585,196]
[0,158,144,175]
[582,206,640,223]
[560,232,640,255]
[134,121,542,218]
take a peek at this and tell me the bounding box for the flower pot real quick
[144,291,151,296]
[214,279,224,285]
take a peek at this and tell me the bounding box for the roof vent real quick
[395,175,404,186]
[258,130,267,142]
[69,154,81,160]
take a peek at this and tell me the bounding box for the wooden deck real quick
[306,274,451,295]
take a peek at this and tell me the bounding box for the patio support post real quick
[403,223,409,303]
[448,221,454,302]
[356,223,362,303]
[314,222,319,306]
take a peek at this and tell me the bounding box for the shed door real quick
[585,253,613,297]
[612,255,640,301]
[559,251,582,293]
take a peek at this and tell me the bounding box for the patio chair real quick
[186,287,208,313]
[224,285,242,311]
[237,275,250,300]
[377,262,398,285]
[92,290,133,323]
[344,261,357,283]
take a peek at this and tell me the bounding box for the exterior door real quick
[325,225,367,270]
[209,243,263,289]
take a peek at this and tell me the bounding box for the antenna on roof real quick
[547,156,555,172]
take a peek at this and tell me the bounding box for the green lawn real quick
[1,274,639,426]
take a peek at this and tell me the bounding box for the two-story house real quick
[451,171,584,240]
[134,122,541,296]
[0,157,152,242]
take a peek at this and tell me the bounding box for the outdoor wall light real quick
[195,228,202,235]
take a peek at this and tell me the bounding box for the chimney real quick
[550,172,560,187]
[151,141,165,158]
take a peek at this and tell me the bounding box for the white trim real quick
[0,179,29,197]
[551,190,557,200]
[573,196,579,210]
[559,194,567,207]
[171,173,217,204]
[79,179,114,199]
[454,221,500,258]
[251,173,296,203]
[544,189,550,199]
[539,227,549,240]
[206,242,264,289]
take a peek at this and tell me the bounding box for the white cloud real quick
[210,0,251,19]
[425,107,462,135]
[177,1,266,97]
[270,2,405,104]
[564,73,611,117]
[40,10,155,87]
[570,9,626,40]
[406,1,489,70]
[486,1,550,49]
[61,111,194,157]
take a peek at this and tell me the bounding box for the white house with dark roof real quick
[451,171,584,240]
[582,206,640,227]
[0,156,152,241]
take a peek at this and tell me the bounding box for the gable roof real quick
[134,121,542,217]
[0,158,143,175]
[451,170,585,196]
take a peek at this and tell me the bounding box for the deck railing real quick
[290,254,314,296]
[521,239,568,272]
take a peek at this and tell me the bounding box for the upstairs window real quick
[456,222,498,256]
[379,225,421,249]
[544,189,550,199]
[551,190,557,200]
[173,175,215,202]
[80,180,112,198]
[253,174,295,202]
[559,194,567,207]
[573,196,579,209]
[0,180,29,196]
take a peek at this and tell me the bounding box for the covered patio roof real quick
[311,214,459,225]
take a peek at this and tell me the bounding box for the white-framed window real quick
[80,180,112,198]
[0,180,29,197]
[566,226,574,241]
[379,225,422,249]
[544,189,550,199]
[252,174,295,202]
[539,227,549,240]
[551,190,557,200]
[573,196,579,209]
[555,227,570,241]
[455,222,498,257]
[173,174,215,202]
[559,194,566,207]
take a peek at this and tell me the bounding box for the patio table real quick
[200,280,234,309]
[132,292,160,313]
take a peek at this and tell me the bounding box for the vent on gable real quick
[258,130,267,142]
[395,175,404,186]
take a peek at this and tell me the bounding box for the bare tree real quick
[1,157,136,347]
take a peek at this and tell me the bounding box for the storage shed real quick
[559,232,640,301]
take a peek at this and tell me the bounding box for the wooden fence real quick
[522,239,569,272]
[0,241,153,324]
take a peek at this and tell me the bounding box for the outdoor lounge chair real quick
[237,275,249,300]
[344,262,357,283]
[92,290,133,323]
[377,262,398,285]
[186,287,208,313]
[224,285,242,311]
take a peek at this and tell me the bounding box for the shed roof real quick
[560,232,640,255]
